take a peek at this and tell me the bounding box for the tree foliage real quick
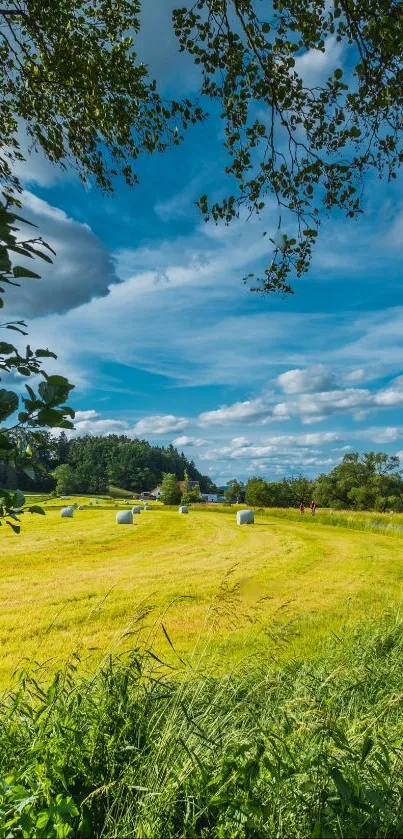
[0,202,75,529]
[161,472,182,505]
[0,0,203,196]
[1,432,214,498]
[314,451,403,510]
[243,452,403,511]
[174,0,403,291]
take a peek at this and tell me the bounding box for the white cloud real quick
[272,388,372,424]
[352,426,403,444]
[133,415,189,435]
[198,398,268,426]
[276,365,336,394]
[172,435,206,447]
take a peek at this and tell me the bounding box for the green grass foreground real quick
[1,612,403,838]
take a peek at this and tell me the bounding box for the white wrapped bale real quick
[78,505,84,511]
[132,506,141,514]
[179,505,188,514]
[116,510,133,525]
[61,506,74,518]
[237,509,254,525]
[143,504,151,510]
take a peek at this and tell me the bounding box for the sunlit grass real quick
[1,502,403,686]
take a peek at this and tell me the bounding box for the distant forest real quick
[0,431,216,495]
[1,434,402,513]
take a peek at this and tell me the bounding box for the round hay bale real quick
[78,505,84,511]
[116,510,133,525]
[132,505,142,514]
[237,509,254,525]
[143,504,151,511]
[179,505,188,514]
[61,506,74,518]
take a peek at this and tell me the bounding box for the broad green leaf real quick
[0,389,19,421]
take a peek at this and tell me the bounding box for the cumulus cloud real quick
[133,415,189,435]
[172,435,206,447]
[276,365,336,394]
[198,399,268,426]
[352,426,403,444]
[4,192,119,317]
[62,410,128,438]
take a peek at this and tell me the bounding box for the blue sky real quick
[7,1,403,484]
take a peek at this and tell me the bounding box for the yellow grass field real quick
[1,501,403,687]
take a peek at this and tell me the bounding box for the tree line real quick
[0,430,216,497]
[242,453,403,512]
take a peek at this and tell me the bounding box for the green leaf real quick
[23,466,36,481]
[13,490,25,508]
[36,812,50,830]
[330,767,352,802]
[6,521,21,534]
[38,377,72,406]
[35,349,57,359]
[0,341,16,353]
[13,266,41,279]
[361,736,374,762]
[0,389,19,421]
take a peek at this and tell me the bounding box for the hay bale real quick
[179,505,188,514]
[61,506,74,518]
[116,510,133,525]
[132,506,142,514]
[78,505,84,511]
[237,509,254,525]
[143,504,151,511]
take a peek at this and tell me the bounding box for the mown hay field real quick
[1,500,403,686]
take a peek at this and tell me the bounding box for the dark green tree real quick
[52,463,78,496]
[161,473,182,505]
[313,452,403,510]
[245,477,271,507]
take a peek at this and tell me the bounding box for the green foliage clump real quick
[2,615,403,837]
[161,472,182,506]
[243,453,403,513]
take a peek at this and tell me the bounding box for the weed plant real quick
[1,609,403,838]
